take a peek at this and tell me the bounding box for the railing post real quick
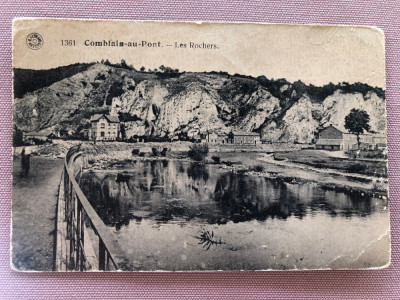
[76,200,81,271]
[68,188,76,270]
[99,238,106,271]
[64,165,74,270]
[79,205,85,271]
[106,252,110,271]
[64,165,69,220]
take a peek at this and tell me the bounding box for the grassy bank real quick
[273,150,388,178]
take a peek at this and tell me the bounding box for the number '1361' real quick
[61,40,76,46]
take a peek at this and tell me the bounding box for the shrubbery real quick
[151,147,169,157]
[252,165,264,172]
[160,148,168,157]
[348,163,367,173]
[188,144,209,162]
[151,147,159,156]
[211,155,221,164]
[125,137,137,143]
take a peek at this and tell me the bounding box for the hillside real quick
[13,63,386,143]
[13,63,96,99]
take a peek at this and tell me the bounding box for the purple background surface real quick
[1,1,399,299]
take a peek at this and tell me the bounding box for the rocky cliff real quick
[13,63,386,143]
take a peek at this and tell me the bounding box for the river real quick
[80,159,390,270]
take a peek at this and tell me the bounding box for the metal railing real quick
[58,146,133,271]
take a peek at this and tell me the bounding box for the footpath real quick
[12,156,64,271]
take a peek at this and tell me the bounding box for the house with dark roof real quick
[315,125,343,150]
[89,114,120,141]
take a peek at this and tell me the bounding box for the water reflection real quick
[79,160,387,230]
[187,163,210,182]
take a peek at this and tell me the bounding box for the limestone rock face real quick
[13,63,386,143]
[235,87,281,132]
[281,96,319,143]
[320,90,386,133]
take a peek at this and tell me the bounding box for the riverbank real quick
[273,150,387,178]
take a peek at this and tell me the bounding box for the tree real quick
[119,123,126,140]
[228,131,234,143]
[120,59,128,68]
[344,109,371,149]
[188,144,209,162]
[140,66,146,72]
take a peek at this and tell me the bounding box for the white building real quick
[89,114,120,141]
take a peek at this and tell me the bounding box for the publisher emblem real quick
[26,33,43,50]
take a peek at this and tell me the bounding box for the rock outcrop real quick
[13,63,386,143]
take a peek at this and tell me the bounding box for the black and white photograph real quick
[11,19,390,271]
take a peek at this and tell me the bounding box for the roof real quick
[320,125,343,133]
[23,132,49,137]
[232,131,260,136]
[325,124,342,130]
[23,128,53,137]
[315,139,343,146]
[208,132,227,137]
[90,114,120,123]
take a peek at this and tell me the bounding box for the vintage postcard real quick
[11,18,390,271]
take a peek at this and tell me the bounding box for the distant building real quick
[358,134,387,150]
[204,131,261,145]
[22,128,55,144]
[47,133,58,139]
[59,128,74,138]
[232,131,261,145]
[192,134,205,143]
[315,125,343,150]
[22,131,49,144]
[207,132,229,144]
[89,114,120,141]
[81,129,90,140]
[315,125,387,151]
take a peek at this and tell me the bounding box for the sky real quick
[13,19,386,88]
